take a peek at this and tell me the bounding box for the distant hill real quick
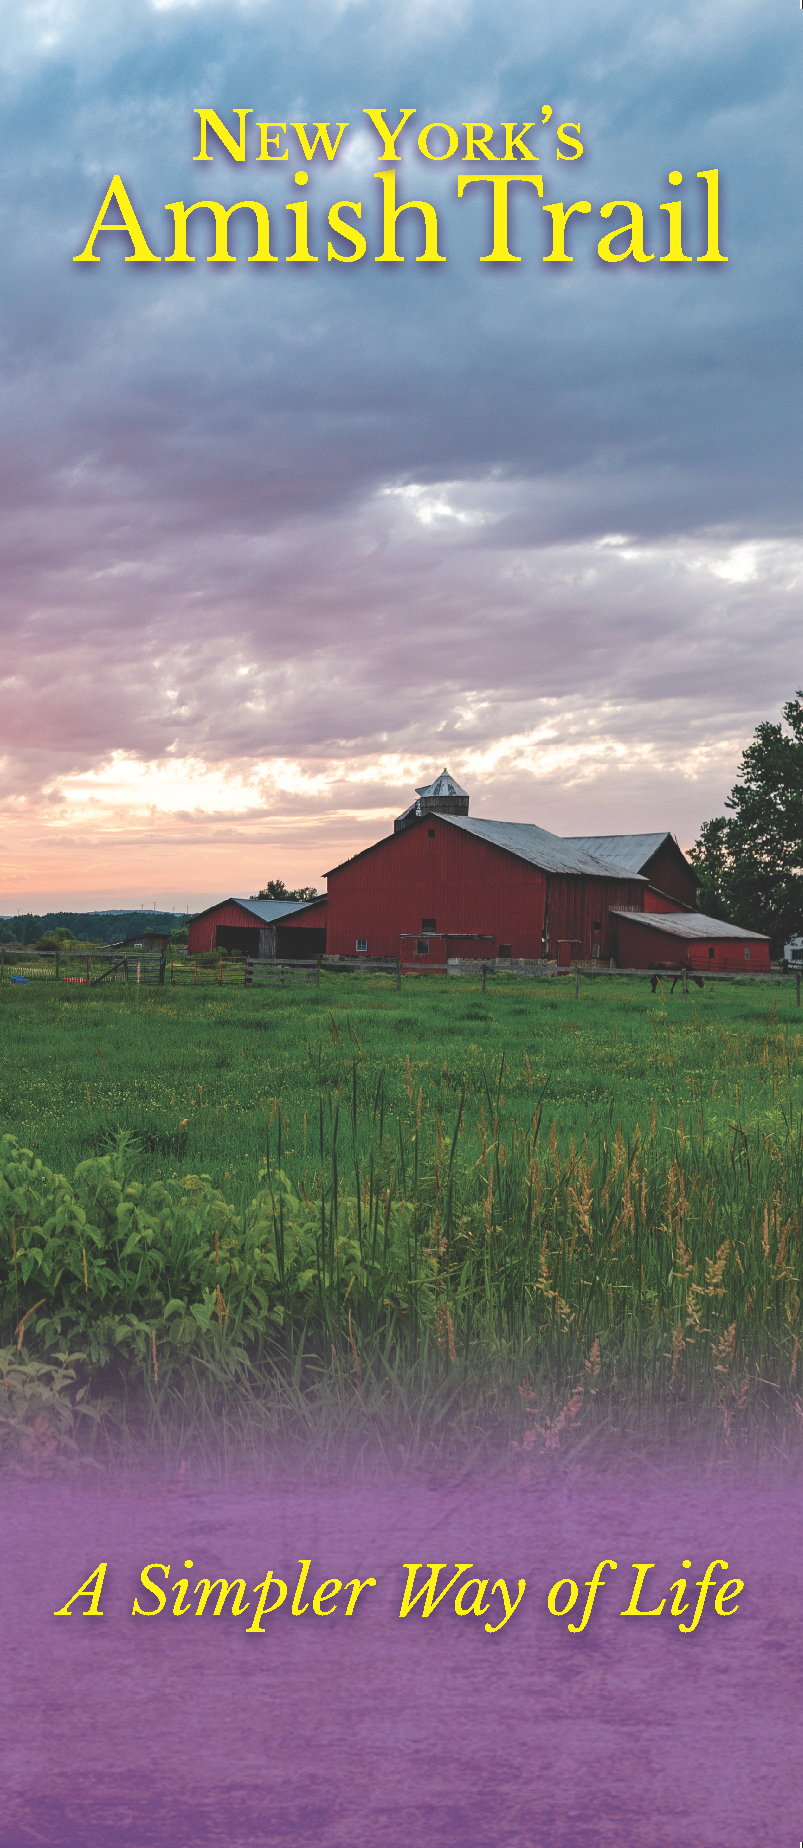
[0,910,187,947]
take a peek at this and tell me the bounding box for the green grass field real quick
[4,968,800,1185]
[2,969,802,1475]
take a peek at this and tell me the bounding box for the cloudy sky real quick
[1,0,800,910]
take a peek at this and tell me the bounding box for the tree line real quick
[690,690,803,950]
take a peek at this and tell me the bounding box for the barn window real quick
[421,917,436,933]
[744,948,750,961]
[709,947,715,958]
[428,828,436,837]
[499,944,511,958]
[356,939,367,953]
[416,939,430,956]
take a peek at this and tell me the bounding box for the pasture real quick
[2,969,802,1475]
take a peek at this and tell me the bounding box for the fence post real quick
[123,957,128,983]
[316,956,321,989]
[575,968,579,1000]
[86,955,90,984]
[136,961,141,985]
[396,958,401,990]
[159,950,166,987]
[482,963,486,991]
[797,973,801,1007]
[218,957,223,986]
[682,968,687,1000]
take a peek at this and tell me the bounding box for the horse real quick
[648,961,704,994]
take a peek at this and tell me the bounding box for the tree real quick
[688,817,730,921]
[36,929,76,951]
[689,691,803,949]
[249,880,320,902]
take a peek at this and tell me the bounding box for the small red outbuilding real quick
[187,896,327,959]
[609,909,771,973]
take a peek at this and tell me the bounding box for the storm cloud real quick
[0,0,799,907]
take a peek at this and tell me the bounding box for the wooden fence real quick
[2,949,263,987]
[1,949,167,985]
[245,958,320,988]
[171,957,248,987]
[2,947,799,1005]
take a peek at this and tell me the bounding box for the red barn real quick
[609,910,771,973]
[325,806,647,966]
[188,895,327,959]
[323,770,730,969]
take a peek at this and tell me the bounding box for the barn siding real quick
[285,901,327,930]
[326,818,644,961]
[546,874,644,960]
[641,843,697,907]
[327,820,535,958]
[613,915,771,973]
[643,889,687,914]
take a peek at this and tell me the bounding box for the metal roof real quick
[609,909,769,942]
[415,769,468,799]
[231,897,324,923]
[440,815,648,880]
[191,896,324,924]
[563,833,679,874]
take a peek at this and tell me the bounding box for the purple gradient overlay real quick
[2,1465,800,1846]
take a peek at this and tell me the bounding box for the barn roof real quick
[190,896,324,925]
[563,832,685,874]
[439,815,648,880]
[326,814,649,880]
[609,909,769,942]
[232,897,325,923]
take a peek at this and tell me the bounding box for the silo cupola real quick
[394,769,469,833]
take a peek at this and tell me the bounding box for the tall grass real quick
[2,972,802,1473]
